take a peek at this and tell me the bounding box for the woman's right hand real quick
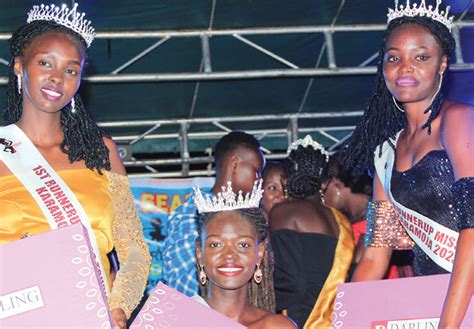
[111,308,127,329]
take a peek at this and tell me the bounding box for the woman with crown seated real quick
[269,135,355,328]
[193,180,296,328]
[340,0,474,326]
[0,4,151,328]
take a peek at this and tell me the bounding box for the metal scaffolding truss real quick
[1,14,473,177]
[101,111,362,178]
[0,21,473,84]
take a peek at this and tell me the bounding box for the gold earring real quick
[284,186,289,199]
[199,265,207,285]
[253,263,263,284]
[319,189,326,205]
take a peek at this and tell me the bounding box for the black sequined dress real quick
[391,150,459,276]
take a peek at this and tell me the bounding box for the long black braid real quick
[284,145,330,199]
[340,16,455,177]
[5,20,111,172]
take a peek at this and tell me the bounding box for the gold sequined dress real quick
[0,169,151,318]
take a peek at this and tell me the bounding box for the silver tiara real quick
[194,180,263,213]
[287,135,330,163]
[387,0,454,32]
[27,3,96,47]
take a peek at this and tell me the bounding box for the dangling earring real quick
[319,189,326,205]
[335,188,341,197]
[431,72,444,105]
[392,96,404,113]
[253,263,262,284]
[199,265,207,285]
[434,72,444,99]
[424,72,444,115]
[70,97,76,114]
[17,74,22,95]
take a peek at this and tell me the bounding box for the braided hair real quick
[5,20,111,172]
[340,15,455,177]
[196,208,276,312]
[284,145,330,199]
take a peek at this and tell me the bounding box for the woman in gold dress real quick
[0,4,151,328]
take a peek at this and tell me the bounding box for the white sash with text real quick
[374,132,458,272]
[0,124,110,295]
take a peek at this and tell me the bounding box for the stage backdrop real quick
[130,177,214,294]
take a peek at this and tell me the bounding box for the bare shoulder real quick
[248,313,296,329]
[269,200,309,231]
[440,100,474,147]
[103,137,126,176]
[440,100,474,178]
[441,100,474,131]
[269,202,294,231]
[270,199,334,235]
[0,159,12,177]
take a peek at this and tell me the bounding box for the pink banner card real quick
[332,274,473,328]
[131,282,246,328]
[0,224,112,328]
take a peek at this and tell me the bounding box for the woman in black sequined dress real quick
[340,1,474,327]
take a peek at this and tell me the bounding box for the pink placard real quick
[131,282,246,329]
[0,224,112,328]
[332,274,473,328]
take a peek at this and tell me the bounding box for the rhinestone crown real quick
[194,180,263,213]
[387,0,454,31]
[27,3,95,47]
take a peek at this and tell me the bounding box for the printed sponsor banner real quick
[371,318,439,329]
[130,177,214,294]
[0,286,44,320]
[130,282,245,328]
[0,224,112,328]
[331,274,473,328]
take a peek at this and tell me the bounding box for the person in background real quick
[324,155,413,279]
[246,160,287,313]
[262,161,286,223]
[323,155,373,266]
[270,135,354,328]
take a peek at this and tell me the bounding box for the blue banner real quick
[129,177,214,294]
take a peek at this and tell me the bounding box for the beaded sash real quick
[374,131,458,272]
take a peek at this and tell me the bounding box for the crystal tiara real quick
[387,0,454,32]
[27,3,96,47]
[287,135,330,163]
[194,180,263,213]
